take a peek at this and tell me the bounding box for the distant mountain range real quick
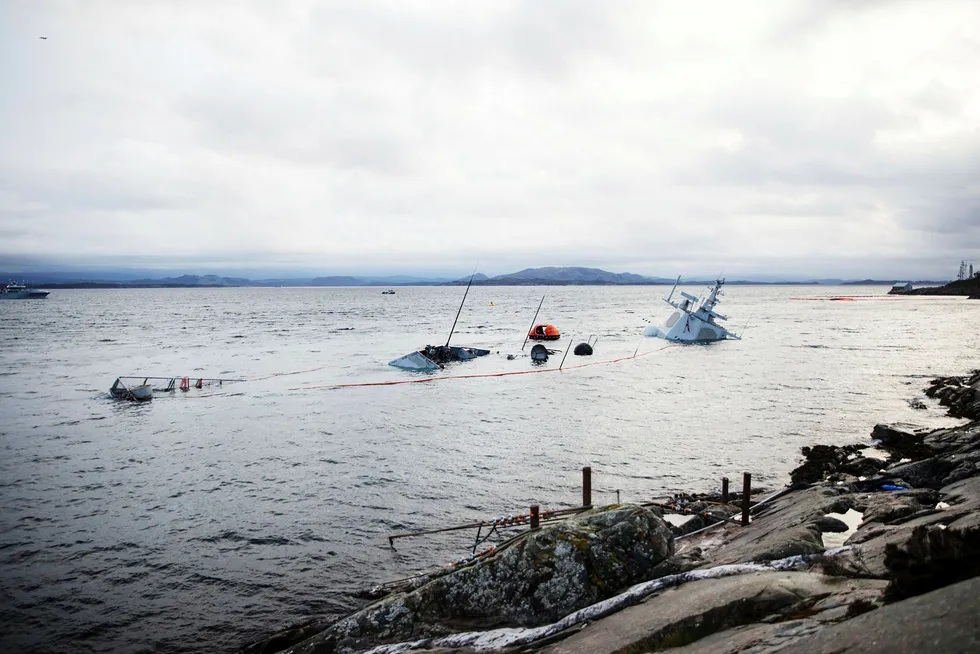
[2,267,953,288]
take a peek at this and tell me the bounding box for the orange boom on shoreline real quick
[528,324,561,341]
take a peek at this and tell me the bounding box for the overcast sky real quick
[1,1,978,279]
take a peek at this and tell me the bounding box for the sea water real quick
[1,285,976,652]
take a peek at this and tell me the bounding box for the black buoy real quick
[530,343,549,361]
[573,342,593,356]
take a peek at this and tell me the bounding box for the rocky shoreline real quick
[895,276,980,298]
[245,370,980,654]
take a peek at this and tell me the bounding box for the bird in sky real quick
[39,36,47,40]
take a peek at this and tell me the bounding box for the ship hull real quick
[0,290,49,299]
[645,311,734,343]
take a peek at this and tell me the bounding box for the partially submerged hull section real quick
[644,313,731,342]
[645,278,740,344]
[110,378,153,401]
[389,345,490,372]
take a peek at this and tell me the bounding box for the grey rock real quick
[884,457,957,489]
[871,423,934,460]
[907,398,927,410]
[671,514,707,537]
[826,477,980,596]
[284,505,673,653]
[838,456,887,477]
[664,577,979,653]
[925,372,980,420]
[859,489,939,525]
[704,487,853,566]
[539,572,885,654]
[789,444,865,487]
[648,548,705,578]
[811,516,850,533]
[758,576,980,653]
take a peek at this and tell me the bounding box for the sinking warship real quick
[644,277,741,343]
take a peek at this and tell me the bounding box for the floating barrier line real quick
[248,365,333,382]
[288,344,679,392]
[789,295,937,301]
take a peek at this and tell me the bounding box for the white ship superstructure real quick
[644,277,739,343]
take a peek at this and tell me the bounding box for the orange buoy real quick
[528,324,561,341]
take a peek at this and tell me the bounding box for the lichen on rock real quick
[285,504,673,653]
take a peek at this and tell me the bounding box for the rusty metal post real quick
[722,477,729,504]
[582,466,592,507]
[741,472,751,526]
[530,505,540,529]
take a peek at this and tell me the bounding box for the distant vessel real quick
[644,277,740,343]
[0,282,49,299]
[382,289,396,295]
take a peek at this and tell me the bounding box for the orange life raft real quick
[528,324,561,341]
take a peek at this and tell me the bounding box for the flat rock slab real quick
[763,575,980,653]
[697,487,852,566]
[538,571,881,654]
[637,577,980,654]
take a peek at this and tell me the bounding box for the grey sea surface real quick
[1,285,977,653]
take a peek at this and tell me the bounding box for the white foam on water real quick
[821,509,864,549]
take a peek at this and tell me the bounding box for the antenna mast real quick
[446,270,477,347]
[522,294,546,351]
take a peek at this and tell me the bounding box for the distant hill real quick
[497,267,660,284]
[7,268,964,289]
[452,273,490,283]
[126,274,252,286]
[840,279,950,286]
[448,266,675,285]
[308,276,371,286]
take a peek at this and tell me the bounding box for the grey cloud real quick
[910,80,963,116]
[1,1,978,279]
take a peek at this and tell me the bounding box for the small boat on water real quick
[1,282,49,299]
[110,377,153,401]
[382,289,396,295]
[528,324,560,341]
[644,277,740,343]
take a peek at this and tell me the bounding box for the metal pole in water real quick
[521,294,546,351]
[446,270,477,347]
[582,466,592,507]
[722,477,729,504]
[559,333,573,369]
[741,472,751,525]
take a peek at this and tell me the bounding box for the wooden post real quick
[582,466,592,507]
[741,472,751,526]
[530,505,540,529]
[722,477,729,504]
